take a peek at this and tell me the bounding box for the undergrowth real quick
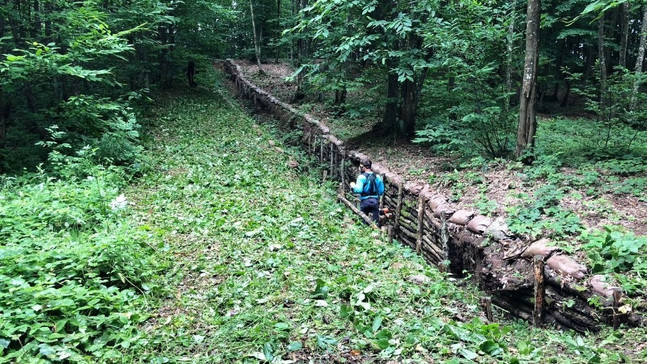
[0,148,164,362]
[123,69,645,363]
[4,68,646,363]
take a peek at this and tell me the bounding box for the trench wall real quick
[223,60,642,332]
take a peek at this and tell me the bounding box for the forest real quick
[1,0,647,362]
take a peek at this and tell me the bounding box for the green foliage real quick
[0,150,163,361]
[567,67,647,152]
[119,74,647,362]
[171,0,238,58]
[413,121,470,155]
[0,1,175,173]
[475,192,498,216]
[581,228,647,294]
[507,184,583,239]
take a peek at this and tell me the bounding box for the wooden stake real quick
[613,288,623,330]
[533,255,545,327]
[330,142,334,177]
[320,137,324,162]
[415,193,426,254]
[480,296,493,322]
[393,184,404,242]
[340,156,345,189]
[440,211,449,272]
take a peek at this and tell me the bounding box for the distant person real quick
[350,159,385,226]
[187,60,197,87]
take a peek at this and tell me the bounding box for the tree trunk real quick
[334,87,347,105]
[598,15,607,111]
[584,45,595,86]
[399,34,428,140]
[560,78,571,107]
[400,79,417,138]
[297,0,309,61]
[0,5,5,55]
[8,3,22,45]
[382,62,399,133]
[632,5,647,109]
[506,0,517,113]
[249,0,263,72]
[275,0,280,63]
[619,2,629,68]
[0,91,7,149]
[516,0,540,160]
[31,0,40,38]
[290,0,294,63]
[44,0,52,41]
[157,25,173,88]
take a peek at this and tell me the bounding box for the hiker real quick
[187,60,197,87]
[350,158,385,226]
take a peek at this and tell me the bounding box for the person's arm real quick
[351,175,365,194]
[377,175,385,196]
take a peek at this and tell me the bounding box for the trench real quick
[222,60,644,332]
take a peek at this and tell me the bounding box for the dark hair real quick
[360,159,372,169]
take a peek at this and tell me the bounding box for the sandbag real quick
[521,238,559,258]
[448,209,475,225]
[467,215,492,234]
[591,275,615,298]
[546,254,587,279]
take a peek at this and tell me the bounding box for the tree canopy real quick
[1,0,646,167]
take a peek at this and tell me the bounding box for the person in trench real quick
[350,159,385,227]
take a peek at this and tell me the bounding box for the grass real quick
[535,116,647,168]
[122,70,647,363]
[3,68,647,363]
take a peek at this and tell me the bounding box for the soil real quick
[231,60,647,240]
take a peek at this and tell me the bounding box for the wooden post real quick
[320,137,324,162]
[340,155,345,189]
[480,296,493,322]
[392,184,404,244]
[533,255,545,327]
[415,192,426,254]
[440,211,449,272]
[330,142,334,177]
[613,288,623,330]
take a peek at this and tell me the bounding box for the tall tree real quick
[250,0,263,70]
[632,5,647,108]
[516,0,541,159]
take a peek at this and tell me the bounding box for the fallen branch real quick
[338,193,377,228]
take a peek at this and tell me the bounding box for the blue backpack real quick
[361,173,377,196]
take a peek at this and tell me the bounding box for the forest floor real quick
[127,75,646,362]
[233,60,647,242]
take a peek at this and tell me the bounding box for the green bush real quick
[0,152,163,361]
[581,228,647,294]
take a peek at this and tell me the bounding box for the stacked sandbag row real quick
[223,60,644,332]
